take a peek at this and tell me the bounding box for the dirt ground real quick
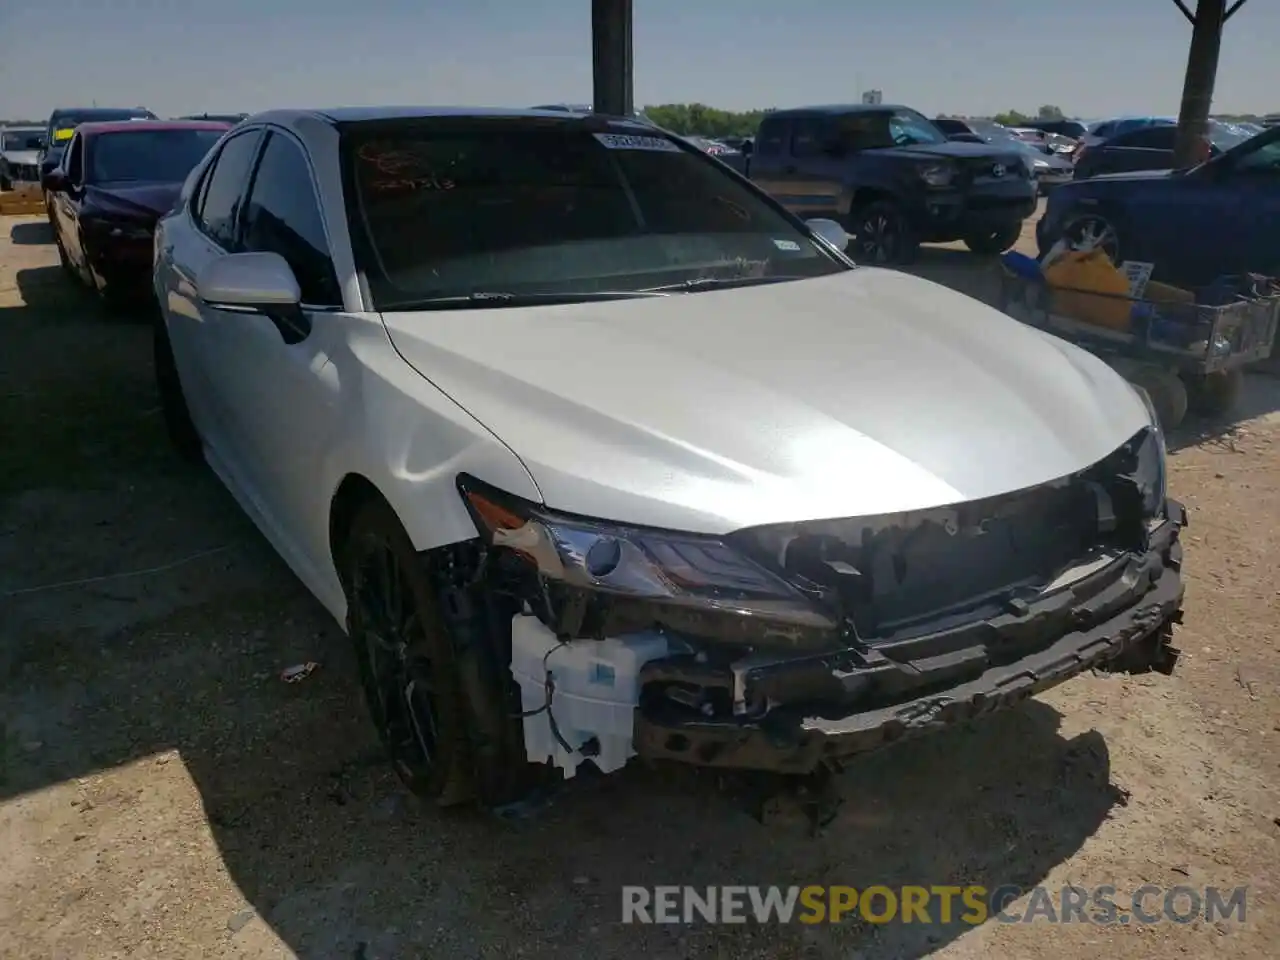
[1,212,1278,960]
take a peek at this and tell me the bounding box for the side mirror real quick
[740,139,754,157]
[42,170,68,193]
[196,252,311,342]
[805,218,849,252]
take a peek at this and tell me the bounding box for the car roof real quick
[764,104,914,119]
[49,107,153,121]
[306,105,629,123]
[2,125,43,133]
[72,119,232,136]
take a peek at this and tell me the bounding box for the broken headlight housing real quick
[1129,388,1168,519]
[457,476,838,643]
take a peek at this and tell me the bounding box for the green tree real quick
[1037,105,1065,120]
[992,110,1031,127]
[643,103,770,138]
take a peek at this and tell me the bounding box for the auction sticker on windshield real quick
[593,133,681,152]
[53,128,75,142]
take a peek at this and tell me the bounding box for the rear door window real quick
[754,118,786,157]
[1111,127,1177,149]
[790,117,831,158]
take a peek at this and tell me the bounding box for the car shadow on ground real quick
[9,220,53,246]
[0,229,1130,958]
[1,439,1124,957]
[0,564,1122,959]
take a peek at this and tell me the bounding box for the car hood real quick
[381,270,1149,534]
[1,149,40,166]
[869,140,1026,164]
[85,181,182,219]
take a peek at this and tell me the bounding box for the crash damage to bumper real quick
[632,500,1185,775]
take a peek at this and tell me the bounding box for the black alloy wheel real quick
[1062,213,1121,263]
[964,221,1023,256]
[850,200,919,265]
[344,500,473,804]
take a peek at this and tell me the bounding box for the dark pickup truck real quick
[741,104,1037,263]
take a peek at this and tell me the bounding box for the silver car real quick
[152,106,1184,806]
[0,125,44,189]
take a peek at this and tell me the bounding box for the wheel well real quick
[328,473,391,589]
[847,188,895,220]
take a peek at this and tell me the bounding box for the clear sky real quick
[2,0,1277,121]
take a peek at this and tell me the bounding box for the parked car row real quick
[43,119,234,305]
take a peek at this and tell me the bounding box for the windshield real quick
[884,109,948,146]
[50,109,154,142]
[343,120,848,308]
[1,130,43,151]
[88,129,225,183]
[969,120,1012,141]
[1207,120,1252,150]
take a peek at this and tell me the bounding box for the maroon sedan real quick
[44,119,230,306]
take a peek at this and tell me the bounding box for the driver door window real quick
[65,135,84,184]
[196,130,262,249]
[240,132,342,307]
[836,115,889,152]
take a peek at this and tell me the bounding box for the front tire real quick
[963,221,1022,255]
[153,320,203,462]
[344,500,476,805]
[1185,369,1244,419]
[848,200,919,265]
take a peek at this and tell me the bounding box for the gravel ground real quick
[1,214,1278,960]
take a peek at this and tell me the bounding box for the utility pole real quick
[592,0,634,116]
[1170,0,1249,168]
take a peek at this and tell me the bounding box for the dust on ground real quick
[1,215,1278,960]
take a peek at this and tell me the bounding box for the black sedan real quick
[44,119,229,305]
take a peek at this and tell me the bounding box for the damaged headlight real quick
[1131,388,1168,519]
[457,476,836,633]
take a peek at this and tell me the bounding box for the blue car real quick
[1037,126,1280,287]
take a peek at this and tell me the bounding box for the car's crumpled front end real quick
[457,413,1183,778]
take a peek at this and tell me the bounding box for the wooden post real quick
[1171,0,1248,168]
[592,0,634,117]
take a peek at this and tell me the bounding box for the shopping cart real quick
[999,266,1279,429]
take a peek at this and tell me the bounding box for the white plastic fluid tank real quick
[509,614,669,778]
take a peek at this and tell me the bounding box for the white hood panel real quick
[382,269,1148,535]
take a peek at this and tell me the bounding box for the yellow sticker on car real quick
[53,128,75,142]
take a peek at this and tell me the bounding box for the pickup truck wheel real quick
[964,222,1022,255]
[344,500,476,805]
[849,201,918,265]
[0,175,12,192]
[1184,369,1244,419]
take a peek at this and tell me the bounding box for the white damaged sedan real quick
[153,107,1184,805]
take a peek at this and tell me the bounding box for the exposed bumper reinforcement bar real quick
[633,501,1186,775]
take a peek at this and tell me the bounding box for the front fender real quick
[319,317,541,558]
